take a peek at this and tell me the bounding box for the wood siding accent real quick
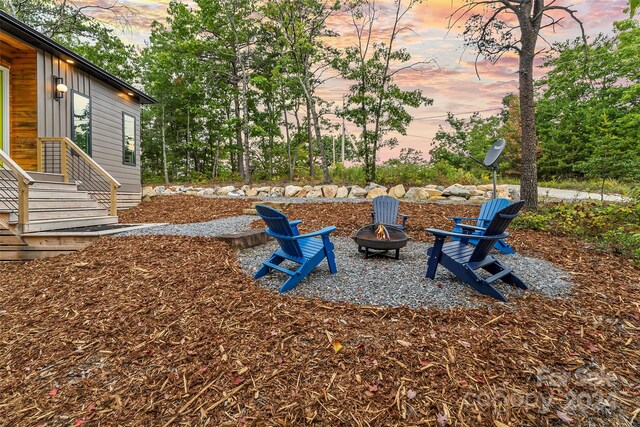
[36,51,142,193]
[0,30,38,170]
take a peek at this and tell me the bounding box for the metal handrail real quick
[0,148,34,228]
[37,137,121,215]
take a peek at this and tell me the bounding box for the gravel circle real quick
[115,215,256,237]
[237,236,573,309]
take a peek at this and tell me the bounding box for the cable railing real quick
[37,137,121,216]
[0,149,34,230]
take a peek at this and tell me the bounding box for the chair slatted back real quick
[373,195,399,226]
[477,198,510,228]
[469,201,525,263]
[255,204,304,259]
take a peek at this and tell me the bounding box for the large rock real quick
[269,187,284,197]
[388,184,406,198]
[306,187,323,198]
[348,185,368,198]
[217,185,235,195]
[425,188,443,198]
[335,186,349,198]
[142,186,156,198]
[469,189,486,197]
[246,187,258,197]
[509,187,520,201]
[228,189,245,197]
[404,187,430,200]
[367,188,387,199]
[469,196,490,203]
[322,185,339,198]
[284,185,303,198]
[155,186,166,194]
[477,184,493,191]
[364,182,386,192]
[199,188,215,196]
[255,186,271,193]
[297,185,313,198]
[447,196,468,202]
[443,184,471,199]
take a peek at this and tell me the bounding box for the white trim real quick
[0,65,9,154]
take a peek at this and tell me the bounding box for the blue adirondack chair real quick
[254,204,337,292]
[370,195,411,230]
[449,198,516,254]
[425,201,527,302]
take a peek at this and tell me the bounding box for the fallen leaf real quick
[49,388,58,396]
[74,419,85,426]
[494,421,510,427]
[459,340,471,348]
[368,384,378,392]
[87,403,96,413]
[232,376,245,385]
[396,339,412,347]
[332,339,343,353]
[437,412,448,426]
[556,410,573,424]
[406,389,417,399]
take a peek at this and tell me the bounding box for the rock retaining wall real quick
[142,183,519,203]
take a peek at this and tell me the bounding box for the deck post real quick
[110,182,118,216]
[17,178,29,231]
[36,139,43,172]
[60,139,68,182]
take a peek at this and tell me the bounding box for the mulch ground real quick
[118,195,255,224]
[1,198,638,426]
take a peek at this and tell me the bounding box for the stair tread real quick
[27,215,116,224]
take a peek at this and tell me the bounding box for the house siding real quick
[36,51,142,193]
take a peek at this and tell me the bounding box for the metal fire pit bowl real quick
[351,224,409,259]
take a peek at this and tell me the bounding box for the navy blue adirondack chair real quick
[425,201,527,302]
[370,195,411,230]
[450,198,516,254]
[254,205,337,292]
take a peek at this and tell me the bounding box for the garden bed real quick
[1,198,638,426]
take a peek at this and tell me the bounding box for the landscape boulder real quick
[228,189,245,197]
[217,185,235,195]
[335,186,349,198]
[404,187,431,200]
[306,187,323,198]
[364,182,386,192]
[246,187,258,197]
[297,185,313,198]
[469,196,490,203]
[255,186,271,193]
[142,187,156,198]
[443,184,471,199]
[366,188,387,199]
[322,185,339,198]
[425,188,443,198]
[447,196,468,202]
[348,185,368,198]
[269,187,285,197]
[199,188,215,196]
[388,184,406,198]
[284,185,303,198]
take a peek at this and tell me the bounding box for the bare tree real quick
[451,0,586,210]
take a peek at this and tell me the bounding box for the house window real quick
[72,92,91,154]
[123,113,136,166]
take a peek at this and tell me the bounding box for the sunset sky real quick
[79,0,631,161]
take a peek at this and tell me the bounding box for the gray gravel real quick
[237,237,573,309]
[115,215,256,237]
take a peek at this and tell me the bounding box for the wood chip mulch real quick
[1,200,639,426]
[118,195,254,224]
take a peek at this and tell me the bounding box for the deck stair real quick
[0,172,119,260]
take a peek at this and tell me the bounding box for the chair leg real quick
[254,254,284,279]
[425,237,444,279]
[494,239,516,254]
[323,237,337,274]
[483,260,527,290]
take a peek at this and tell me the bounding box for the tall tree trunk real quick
[161,104,169,184]
[306,105,314,178]
[283,107,293,181]
[299,78,330,183]
[518,32,539,210]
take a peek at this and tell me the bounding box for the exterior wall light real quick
[54,76,68,100]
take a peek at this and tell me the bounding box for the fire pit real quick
[351,224,409,259]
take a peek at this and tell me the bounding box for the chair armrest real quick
[289,220,303,227]
[293,226,337,240]
[457,224,486,232]
[449,216,479,223]
[399,214,412,219]
[425,228,509,241]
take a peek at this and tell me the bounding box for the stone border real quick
[142,182,519,203]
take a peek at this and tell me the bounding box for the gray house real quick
[0,11,156,259]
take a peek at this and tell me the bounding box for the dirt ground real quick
[1,197,638,426]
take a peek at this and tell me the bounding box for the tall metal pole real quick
[492,166,497,199]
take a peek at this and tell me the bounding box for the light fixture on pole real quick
[53,76,68,100]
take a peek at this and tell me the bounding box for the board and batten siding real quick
[36,51,142,194]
